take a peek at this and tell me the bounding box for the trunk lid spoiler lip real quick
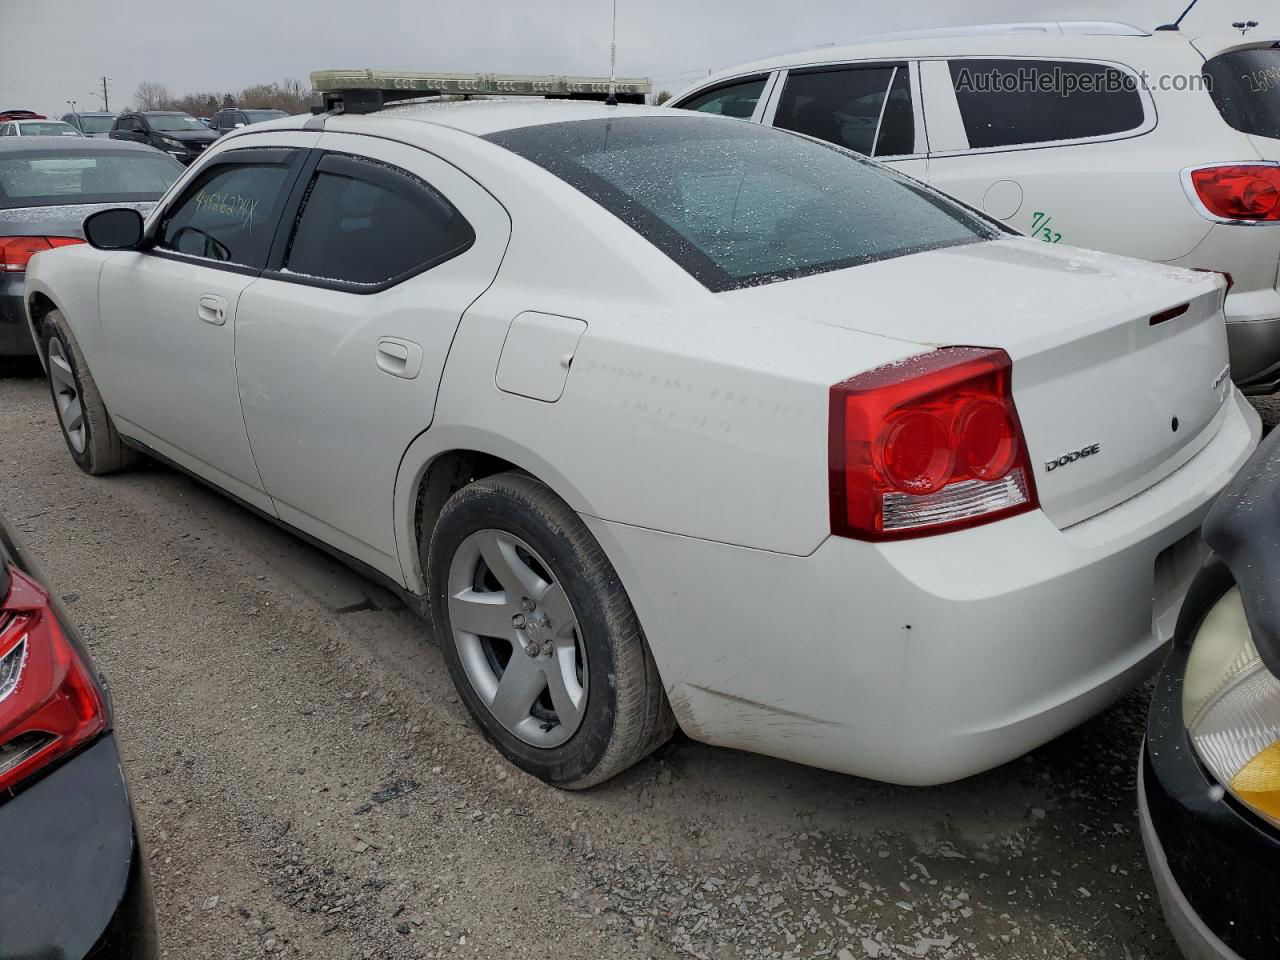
[1203,422,1280,678]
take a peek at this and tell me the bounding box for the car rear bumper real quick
[1226,316,1280,395]
[0,735,157,959]
[0,276,36,357]
[587,389,1260,785]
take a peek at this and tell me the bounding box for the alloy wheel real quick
[47,338,86,454]
[447,530,587,748]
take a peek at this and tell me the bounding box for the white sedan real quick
[22,99,1259,788]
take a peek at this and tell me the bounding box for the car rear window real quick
[0,151,182,208]
[949,59,1146,149]
[19,123,79,137]
[78,116,115,134]
[487,116,995,292]
[1204,47,1280,141]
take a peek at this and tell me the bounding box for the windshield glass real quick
[1205,48,1280,140]
[78,116,115,134]
[20,122,80,137]
[146,114,205,132]
[488,117,995,291]
[244,110,287,122]
[0,151,182,208]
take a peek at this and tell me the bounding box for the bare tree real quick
[653,90,673,106]
[134,81,172,111]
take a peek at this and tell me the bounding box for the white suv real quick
[670,21,1280,393]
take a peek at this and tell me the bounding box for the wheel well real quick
[26,293,56,360]
[414,450,519,555]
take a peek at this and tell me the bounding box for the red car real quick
[0,110,45,123]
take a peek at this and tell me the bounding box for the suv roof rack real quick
[833,20,1150,45]
[311,69,652,114]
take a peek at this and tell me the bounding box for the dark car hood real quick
[0,201,157,238]
[161,130,217,144]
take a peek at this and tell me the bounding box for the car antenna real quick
[1154,0,1202,31]
[606,0,619,106]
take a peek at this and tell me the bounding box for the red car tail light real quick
[1188,165,1280,222]
[829,347,1039,541]
[0,567,106,795]
[0,236,84,273]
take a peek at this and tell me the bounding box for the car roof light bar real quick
[311,69,653,114]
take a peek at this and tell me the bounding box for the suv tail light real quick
[1187,165,1280,222]
[829,347,1039,541]
[0,236,84,273]
[0,567,106,796]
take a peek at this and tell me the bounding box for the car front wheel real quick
[42,310,136,475]
[426,471,674,789]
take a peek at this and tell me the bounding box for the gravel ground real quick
[5,370,1262,960]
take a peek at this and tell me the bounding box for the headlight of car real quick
[1184,586,1280,827]
[158,136,185,150]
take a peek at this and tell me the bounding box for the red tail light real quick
[0,567,106,795]
[829,347,1039,541]
[0,236,84,273]
[1188,165,1280,222]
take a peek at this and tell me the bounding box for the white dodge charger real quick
[21,98,1259,787]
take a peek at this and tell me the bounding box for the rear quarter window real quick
[949,59,1147,149]
[1204,47,1280,140]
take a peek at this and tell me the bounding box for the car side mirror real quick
[83,208,145,251]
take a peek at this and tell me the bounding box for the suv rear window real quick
[487,117,996,292]
[1204,48,1280,140]
[949,59,1146,149]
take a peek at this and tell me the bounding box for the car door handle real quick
[376,337,423,379]
[197,294,227,326]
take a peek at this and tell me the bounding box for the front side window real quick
[948,59,1146,150]
[488,117,996,292]
[775,64,915,157]
[282,154,475,287]
[674,78,767,119]
[0,151,182,209]
[1204,48,1280,140]
[157,158,293,267]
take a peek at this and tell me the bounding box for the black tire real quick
[426,471,675,789]
[42,309,137,475]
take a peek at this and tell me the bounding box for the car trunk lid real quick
[721,237,1232,529]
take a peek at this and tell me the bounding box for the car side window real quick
[948,59,1146,150]
[156,158,295,268]
[0,125,11,137]
[280,153,475,288]
[674,78,768,119]
[774,64,915,157]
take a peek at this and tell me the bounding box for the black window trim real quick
[772,59,920,159]
[258,149,477,295]
[935,54,1158,158]
[144,146,309,278]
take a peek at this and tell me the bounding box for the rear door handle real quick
[376,337,423,379]
[197,294,227,326]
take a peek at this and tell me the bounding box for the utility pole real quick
[99,76,110,112]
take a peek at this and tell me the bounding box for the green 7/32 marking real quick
[1030,211,1063,244]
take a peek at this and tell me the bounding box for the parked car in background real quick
[0,119,83,138]
[1141,425,1280,960]
[208,107,289,135]
[0,511,157,958]
[109,111,217,164]
[0,138,182,373]
[0,110,44,123]
[21,88,1259,789]
[61,111,118,138]
[669,21,1280,394]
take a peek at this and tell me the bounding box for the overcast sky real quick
[1,0,1269,116]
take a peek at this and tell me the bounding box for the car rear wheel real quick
[42,310,136,475]
[426,471,675,789]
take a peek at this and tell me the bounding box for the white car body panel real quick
[21,101,1264,784]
